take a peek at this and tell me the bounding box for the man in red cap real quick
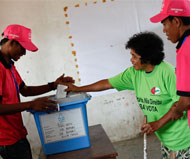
[0,24,74,159]
[141,0,190,158]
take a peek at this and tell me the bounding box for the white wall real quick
[0,0,176,159]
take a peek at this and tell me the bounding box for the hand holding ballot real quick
[52,74,75,90]
[63,83,79,92]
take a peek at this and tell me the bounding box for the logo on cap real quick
[171,8,184,13]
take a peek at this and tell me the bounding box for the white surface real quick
[40,108,85,144]
[67,0,172,96]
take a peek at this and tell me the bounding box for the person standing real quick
[0,24,74,159]
[140,1,190,158]
[150,0,190,119]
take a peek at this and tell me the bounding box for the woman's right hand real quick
[64,83,79,92]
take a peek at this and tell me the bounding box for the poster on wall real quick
[66,0,162,96]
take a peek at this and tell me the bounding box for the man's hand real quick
[54,74,75,89]
[141,121,161,135]
[29,97,57,113]
[169,104,183,121]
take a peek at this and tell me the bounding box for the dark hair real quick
[0,32,22,48]
[126,32,165,65]
[0,38,9,46]
[0,33,9,46]
[168,16,190,26]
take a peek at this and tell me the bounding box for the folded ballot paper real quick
[55,84,68,99]
[55,84,88,101]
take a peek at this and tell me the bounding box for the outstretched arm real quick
[65,79,114,92]
[20,74,74,97]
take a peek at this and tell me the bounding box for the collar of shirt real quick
[176,29,190,49]
[0,53,14,69]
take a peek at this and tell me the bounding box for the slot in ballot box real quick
[30,92,91,155]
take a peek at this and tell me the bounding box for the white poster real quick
[66,0,163,96]
[40,108,86,144]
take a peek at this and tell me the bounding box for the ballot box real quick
[30,92,91,155]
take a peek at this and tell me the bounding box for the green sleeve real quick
[108,67,135,91]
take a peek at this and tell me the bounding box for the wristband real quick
[48,82,56,90]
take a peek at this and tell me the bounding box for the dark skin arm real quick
[20,74,74,96]
[0,97,57,115]
[171,96,190,120]
[0,74,74,115]
[64,79,113,92]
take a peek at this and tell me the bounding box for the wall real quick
[0,0,176,159]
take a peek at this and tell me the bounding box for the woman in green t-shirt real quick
[64,32,190,159]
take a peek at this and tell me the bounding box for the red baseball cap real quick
[150,0,190,23]
[3,24,38,52]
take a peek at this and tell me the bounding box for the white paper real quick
[56,84,68,99]
[67,0,162,96]
[39,108,86,144]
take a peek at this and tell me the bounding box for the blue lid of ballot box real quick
[29,92,91,113]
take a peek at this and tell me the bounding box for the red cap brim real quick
[150,13,169,23]
[19,41,38,52]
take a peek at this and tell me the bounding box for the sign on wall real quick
[64,0,163,96]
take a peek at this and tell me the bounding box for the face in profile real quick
[162,18,181,43]
[9,40,26,61]
[130,49,146,70]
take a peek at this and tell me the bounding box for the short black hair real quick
[0,32,9,46]
[168,16,190,26]
[126,32,165,65]
[0,38,9,46]
[0,32,21,47]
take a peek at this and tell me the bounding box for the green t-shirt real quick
[109,61,190,150]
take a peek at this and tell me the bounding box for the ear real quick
[9,39,14,45]
[173,17,182,28]
[9,39,18,46]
